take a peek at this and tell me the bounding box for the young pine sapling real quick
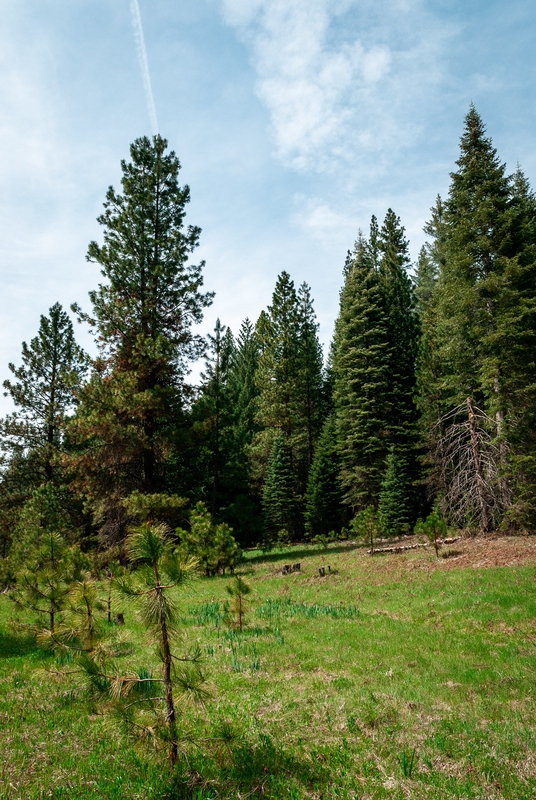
[86,523,211,768]
[352,506,381,556]
[414,511,447,557]
[225,576,251,632]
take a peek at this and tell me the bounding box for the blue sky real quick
[1,0,535,409]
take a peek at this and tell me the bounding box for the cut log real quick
[368,537,461,555]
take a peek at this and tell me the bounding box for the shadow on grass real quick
[164,734,330,799]
[244,542,361,566]
[0,630,43,659]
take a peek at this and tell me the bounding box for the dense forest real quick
[1,105,536,584]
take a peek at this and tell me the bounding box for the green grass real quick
[2,540,536,799]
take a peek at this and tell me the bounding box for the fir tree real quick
[304,414,347,539]
[262,432,297,542]
[297,282,324,468]
[252,273,324,537]
[378,446,412,537]
[332,229,391,509]
[417,107,536,528]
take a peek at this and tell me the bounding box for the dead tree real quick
[432,398,508,532]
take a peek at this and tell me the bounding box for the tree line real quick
[1,105,536,580]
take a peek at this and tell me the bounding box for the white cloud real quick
[221,0,452,172]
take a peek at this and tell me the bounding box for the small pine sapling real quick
[414,510,447,557]
[177,502,242,576]
[104,560,126,624]
[11,532,75,633]
[83,523,211,768]
[352,506,381,555]
[39,573,115,663]
[225,576,251,631]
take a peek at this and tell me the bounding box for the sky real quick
[0,0,535,410]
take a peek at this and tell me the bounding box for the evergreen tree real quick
[262,432,297,542]
[222,319,263,545]
[296,282,325,468]
[417,107,536,528]
[68,135,212,542]
[379,209,422,518]
[199,319,235,516]
[332,213,420,521]
[332,229,391,509]
[378,446,412,537]
[304,414,347,538]
[1,303,87,483]
[252,273,324,537]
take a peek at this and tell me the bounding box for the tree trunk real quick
[467,397,492,532]
[160,614,178,767]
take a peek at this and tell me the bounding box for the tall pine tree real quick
[417,107,536,528]
[68,135,212,543]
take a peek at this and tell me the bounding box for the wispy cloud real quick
[130,0,159,136]
[221,0,453,173]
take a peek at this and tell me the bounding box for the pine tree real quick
[199,319,236,516]
[378,446,412,537]
[417,107,536,528]
[252,273,324,537]
[379,209,422,519]
[1,303,87,483]
[68,135,212,541]
[296,282,324,468]
[304,414,347,538]
[332,228,391,509]
[262,432,297,543]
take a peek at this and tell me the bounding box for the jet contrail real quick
[129,0,159,136]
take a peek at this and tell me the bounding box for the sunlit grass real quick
[1,539,536,798]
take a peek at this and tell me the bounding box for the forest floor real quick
[1,534,536,799]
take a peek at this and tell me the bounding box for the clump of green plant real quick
[414,510,447,557]
[38,573,116,662]
[399,748,417,777]
[82,523,211,768]
[177,501,242,576]
[352,505,381,555]
[225,576,251,632]
[123,491,188,529]
[10,531,73,633]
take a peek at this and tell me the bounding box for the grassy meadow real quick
[1,538,536,799]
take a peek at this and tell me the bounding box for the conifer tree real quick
[297,282,324,468]
[1,303,87,483]
[68,135,212,541]
[332,229,391,509]
[253,273,324,537]
[262,432,297,542]
[199,319,235,516]
[418,107,536,528]
[378,446,412,537]
[304,414,346,538]
[9,484,86,632]
[220,319,263,543]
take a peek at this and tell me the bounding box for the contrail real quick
[129,0,159,136]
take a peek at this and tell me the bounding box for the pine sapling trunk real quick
[107,579,112,624]
[467,397,492,532]
[153,560,178,768]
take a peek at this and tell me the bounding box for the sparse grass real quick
[1,538,536,798]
